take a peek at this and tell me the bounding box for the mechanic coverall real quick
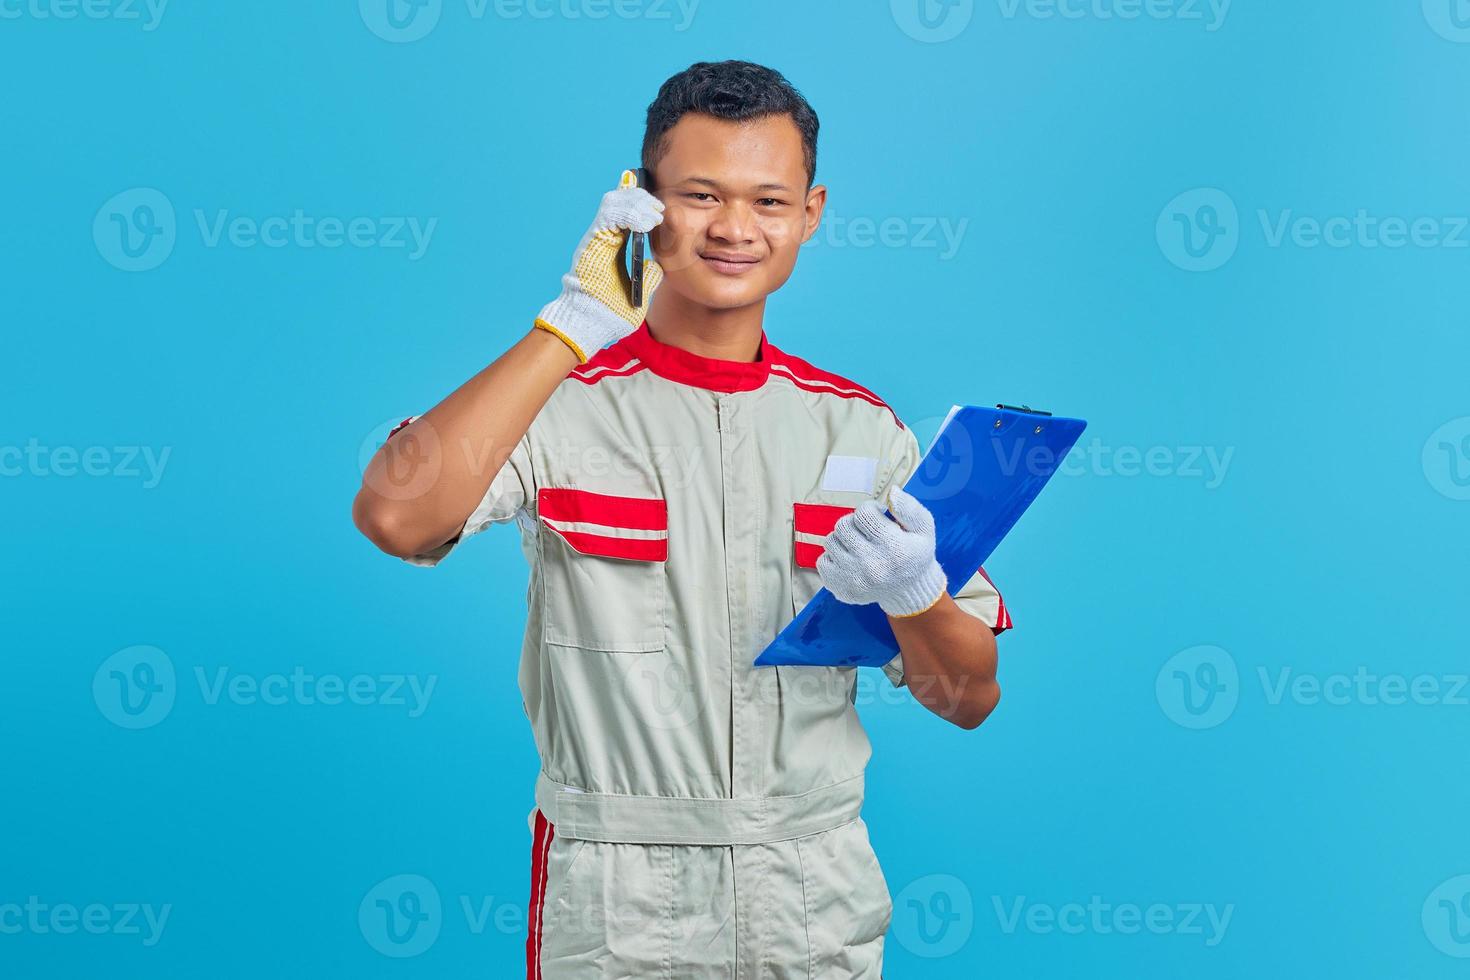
[402,320,1010,978]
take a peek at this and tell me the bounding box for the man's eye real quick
[757,198,785,208]
[686,192,715,202]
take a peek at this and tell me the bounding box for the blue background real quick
[4,1,1469,976]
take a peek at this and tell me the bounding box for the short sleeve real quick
[384,415,534,568]
[876,423,1012,690]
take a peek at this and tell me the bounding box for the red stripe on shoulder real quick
[568,341,646,386]
[764,349,903,429]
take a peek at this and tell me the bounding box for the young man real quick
[354,60,1009,979]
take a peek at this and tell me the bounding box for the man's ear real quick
[800,184,828,245]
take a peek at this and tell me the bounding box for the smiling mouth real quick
[700,253,761,275]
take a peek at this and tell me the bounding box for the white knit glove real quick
[816,485,948,618]
[534,170,665,363]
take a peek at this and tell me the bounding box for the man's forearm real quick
[888,593,1000,729]
[352,327,577,558]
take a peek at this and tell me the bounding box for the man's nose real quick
[706,203,757,244]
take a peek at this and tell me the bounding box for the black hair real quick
[642,60,819,188]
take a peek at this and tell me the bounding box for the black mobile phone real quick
[628,167,650,307]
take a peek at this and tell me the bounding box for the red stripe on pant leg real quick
[526,811,554,980]
[537,488,668,530]
[793,502,855,536]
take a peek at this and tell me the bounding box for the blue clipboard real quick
[754,404,1087,669]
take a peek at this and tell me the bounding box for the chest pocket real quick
[790,502,856,617]
[537,487,667,653]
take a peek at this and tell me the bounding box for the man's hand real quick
[818,485,1000,728]
[815,485,947,617]
[534,171,665,363]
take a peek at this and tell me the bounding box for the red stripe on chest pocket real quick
[537,488,668,562]
[793,502,855,568]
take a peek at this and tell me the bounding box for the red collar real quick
[620,320,778,393]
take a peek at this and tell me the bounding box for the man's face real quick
[647,112,826,312]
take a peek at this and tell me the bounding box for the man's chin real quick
[661,276,769,313]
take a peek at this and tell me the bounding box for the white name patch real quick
[820,455,879,494]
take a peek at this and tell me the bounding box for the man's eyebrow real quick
[683,176,794,193]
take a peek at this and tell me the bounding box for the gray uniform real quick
[402,322,1010,978]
